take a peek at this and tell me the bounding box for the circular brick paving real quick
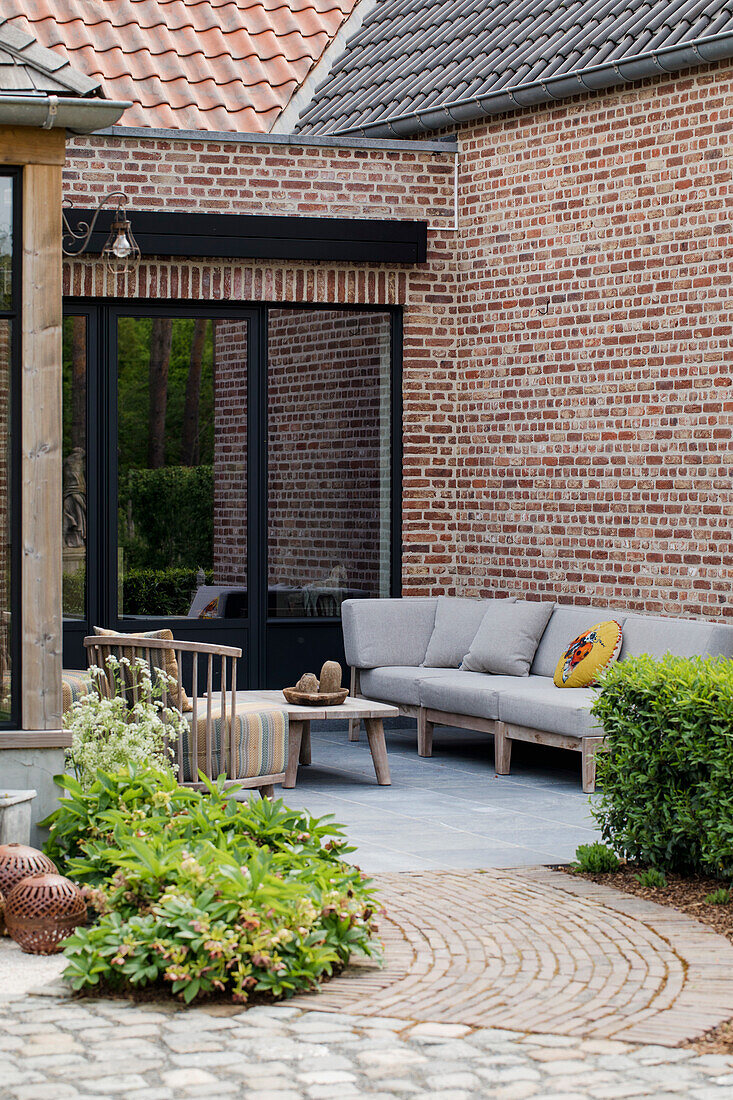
[291,867,733,1047]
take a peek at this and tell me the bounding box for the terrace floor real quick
[4,717,733,1097]
[271,718,600,871]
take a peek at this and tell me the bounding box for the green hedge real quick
[123,465,213,571]
[591,655,733,877]
[64,567,214,618]
[122,567,213,617]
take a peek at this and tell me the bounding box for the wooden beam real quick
[0,729,70,749]
[0,127,65,167]
[22,163,63,730]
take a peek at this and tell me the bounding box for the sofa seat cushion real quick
[497,677,601,739]
[418,671,526,721]
[359,665,450,707]
[62,669,94,714]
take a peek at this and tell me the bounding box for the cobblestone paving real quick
[4,867,733,1099]
[3,997,733,1099]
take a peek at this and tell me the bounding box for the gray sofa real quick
[342,597,733,791]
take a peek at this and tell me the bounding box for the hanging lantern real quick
[62,190,141,276]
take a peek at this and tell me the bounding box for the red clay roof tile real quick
[3,0,359,131]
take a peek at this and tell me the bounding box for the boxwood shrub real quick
[591,655,733,877]
[43,766,380,1004]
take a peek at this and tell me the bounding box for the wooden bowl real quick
[282,687,349,707]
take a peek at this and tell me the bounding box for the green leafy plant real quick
[591,655,733,878]
[704,888,731,905]
[42,765,380,1004]
[64,657,184,791]
[571,843,620,873]
[635,868,667,888]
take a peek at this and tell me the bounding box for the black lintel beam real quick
[66,209,428,264]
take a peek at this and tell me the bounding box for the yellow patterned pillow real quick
[553,620,623,688]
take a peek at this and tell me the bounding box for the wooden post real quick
[21,155,64,731]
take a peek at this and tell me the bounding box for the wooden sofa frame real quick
[84,635,285,795]
[349,668,602,793]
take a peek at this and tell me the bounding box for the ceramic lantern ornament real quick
[5,873,87,954]
[0,844,57,896]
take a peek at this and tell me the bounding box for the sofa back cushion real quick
[531,606,629,677]
[423,596,514,668]
[341,598,438,669]
[462,600,555,676]
[619,615,733,661]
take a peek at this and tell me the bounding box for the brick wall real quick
[63,62,733,624]
[449,62,733,618]
[63,132,458,602]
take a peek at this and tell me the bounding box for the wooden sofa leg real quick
[582,737,602,793]
[494,722,512,776]
[417,710,434,757]
[259,784,275,799]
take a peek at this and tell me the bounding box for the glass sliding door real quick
[265,308,394,686]
[0,172,19,725]
[62,300,399,690]
[116,316,247,624]
[62,315,88,623]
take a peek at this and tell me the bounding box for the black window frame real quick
[62,297,402,689]
[0,168,23,728]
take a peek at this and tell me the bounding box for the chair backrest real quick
[83,634,243,784]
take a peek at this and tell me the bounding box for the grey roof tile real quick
[0,17,101,97]
[298,0,733,134]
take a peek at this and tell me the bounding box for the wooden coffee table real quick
[235,691,399,787]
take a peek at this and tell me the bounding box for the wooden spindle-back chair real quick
[83,635,288,796]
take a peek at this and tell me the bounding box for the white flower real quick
[64,656,186,790]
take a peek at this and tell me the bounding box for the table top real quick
[234,690,399,721]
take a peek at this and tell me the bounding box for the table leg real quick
[364,718,391,785]
[299,721,312,765]
[348,718,360,742]
[284,720,303,788]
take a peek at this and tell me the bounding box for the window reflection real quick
[117,317,247,620]
[62,317,87,619]
[0,178,12,311]
[267,309,392,618]
[0,319,11,720]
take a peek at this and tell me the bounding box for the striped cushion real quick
[62,669,94,714]
[180,701,288,783]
